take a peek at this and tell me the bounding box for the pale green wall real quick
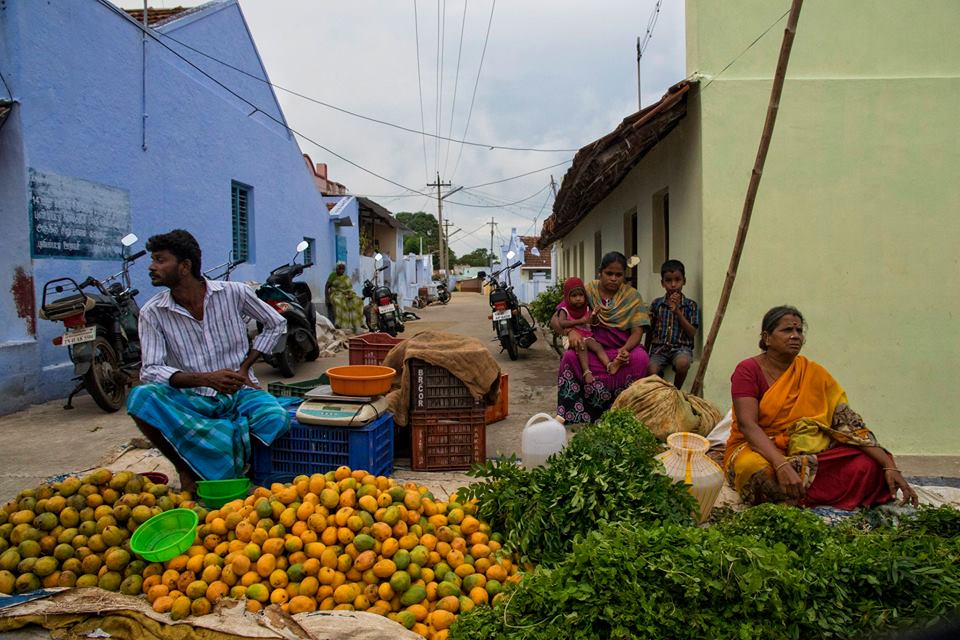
[689,0,960,453]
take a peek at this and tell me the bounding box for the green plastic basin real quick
[129,508,198,562]
[196,478,252,508]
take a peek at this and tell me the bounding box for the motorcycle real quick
[480,251,537,361]
[412,280,451,309]
[362,254,405,337]
[39,234,145,412]
[255,241,320,377]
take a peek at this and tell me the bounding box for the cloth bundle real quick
[382,331,502,427]
[610,375,722,440]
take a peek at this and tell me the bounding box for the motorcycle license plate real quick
[378,304,395,315]
[492,309,511,321]
[61,326,96,346]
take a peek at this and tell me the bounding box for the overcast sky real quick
[118,0,686,255]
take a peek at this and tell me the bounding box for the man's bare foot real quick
[583,370,595,385]
[606,360,622,375]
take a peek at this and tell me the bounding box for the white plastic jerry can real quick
[521,413,567,470]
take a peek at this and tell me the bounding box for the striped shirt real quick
[139,279,286,396]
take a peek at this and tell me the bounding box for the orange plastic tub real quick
[325,365,396,397]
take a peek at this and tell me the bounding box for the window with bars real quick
[302,237,315,265]
[231,181,251,262]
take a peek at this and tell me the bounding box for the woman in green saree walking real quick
[325,262,363,333]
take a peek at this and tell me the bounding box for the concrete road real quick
[0,291,560,501]
[2,289,956,502]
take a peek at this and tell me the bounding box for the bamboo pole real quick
[690,0,804,397]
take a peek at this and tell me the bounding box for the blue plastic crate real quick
[252,410,394,485]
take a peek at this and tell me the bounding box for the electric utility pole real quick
[487,217,497,267]
[427,174,452,276]
[442,220,455,272]
[636,36,642,111]
[427,175,463,278]
[550,175,558,199]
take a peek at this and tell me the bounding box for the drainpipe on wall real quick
[141,2,148,151]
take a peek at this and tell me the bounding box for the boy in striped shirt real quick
[646,259,699,390]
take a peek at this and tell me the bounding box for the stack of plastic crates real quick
[348,333,404,366]
[407,359,486,471]
[252,407,394,485]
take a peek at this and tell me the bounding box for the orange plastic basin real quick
[326,365,396,397]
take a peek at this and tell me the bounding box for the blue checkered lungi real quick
[127,384,290,480]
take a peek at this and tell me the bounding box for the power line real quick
[413,0,430,180]
[459,189,545,217]
[153,29,578,153]
[446,183,551,210]
[97,0,429,196]
[435,0,444,172]
[638,0,664,57]
[449,0,497,181]
[523,188,554,236]
[464,158,572,189]
[442,0,469,176]
[0,69,12,100]
[357,158,572,199]
[700,7,792,92]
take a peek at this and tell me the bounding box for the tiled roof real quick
[124,6,199,27]
[539,80,692,247]
[519,236,551,268]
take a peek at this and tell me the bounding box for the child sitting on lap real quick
[556,277,612,385]
[646,259,700,389]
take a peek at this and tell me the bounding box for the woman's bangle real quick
[882,467,901,474]
[774,460,792,473]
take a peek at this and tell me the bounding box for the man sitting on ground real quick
[127,229,290,492]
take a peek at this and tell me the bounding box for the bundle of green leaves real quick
[450,505,960,640]
[459,409,697,566]
[527,283,564,328]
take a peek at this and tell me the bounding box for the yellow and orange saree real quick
[724,355,878,505]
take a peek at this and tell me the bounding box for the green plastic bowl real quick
[129,508,198,562]
[196,478,252,508]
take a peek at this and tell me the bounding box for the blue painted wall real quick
[322,196,362,298]
[0,0,332,413]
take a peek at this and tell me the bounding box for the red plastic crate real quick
[484,373,508,425]
[348,333,405,366]
[410,406,486,471]
[409,359,482,411]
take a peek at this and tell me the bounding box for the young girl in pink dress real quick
[555,277,612,385]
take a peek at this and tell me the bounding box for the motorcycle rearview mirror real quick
[506,250,516,260]
[374,252,383,262]
[121,233,138,247]
[627,255,641,268]
[292,240,309,263]
[477,271,487,279]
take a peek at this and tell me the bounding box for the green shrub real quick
[528,283,564,328]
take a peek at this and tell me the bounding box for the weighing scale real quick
[295,385,390,427]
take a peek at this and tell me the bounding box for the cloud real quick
[117,0,686,248]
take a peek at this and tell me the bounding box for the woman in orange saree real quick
[724,306,918,509]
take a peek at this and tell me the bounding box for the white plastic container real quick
[521,413,567,469]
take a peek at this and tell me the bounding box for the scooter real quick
[39,234,145,412]
[255,241,320,377]
[480,251,537,360]
[362,255,405,337]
